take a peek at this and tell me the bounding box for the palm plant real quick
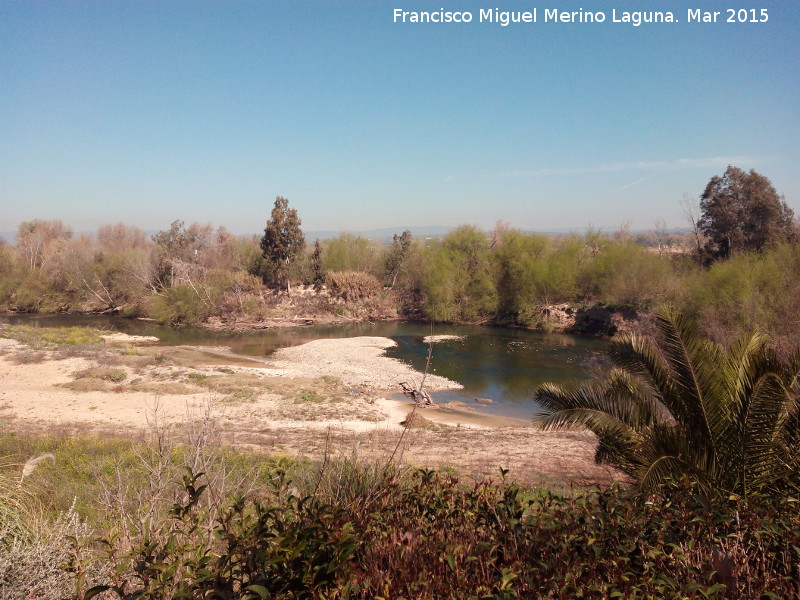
[535,306,800,496]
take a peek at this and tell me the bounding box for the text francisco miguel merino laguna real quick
[393,7,769,26]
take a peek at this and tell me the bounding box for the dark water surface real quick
[1,314,610,420]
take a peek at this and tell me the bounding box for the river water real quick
[0,314,610,420]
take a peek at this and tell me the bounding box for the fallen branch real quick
[399,381,433,408]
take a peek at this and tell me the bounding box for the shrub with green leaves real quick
[146,284,212,325]
[73,467,800,599]
[537,305,800,497]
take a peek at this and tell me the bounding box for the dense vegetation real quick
[2,213,800,352]
[2,430,799,600]
[1,168,797,344]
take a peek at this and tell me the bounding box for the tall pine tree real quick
[260,196,305,293]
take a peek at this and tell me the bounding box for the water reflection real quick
[384,326,609,418]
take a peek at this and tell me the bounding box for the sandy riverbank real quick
[0,332,618,485]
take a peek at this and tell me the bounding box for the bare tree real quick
[16,219,72,270]
[653,218,668,257]
[680,193,704,262]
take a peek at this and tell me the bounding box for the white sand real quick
[0,336,458,433]
[265,337,462,391]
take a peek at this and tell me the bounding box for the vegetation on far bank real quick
[0,197,798,352]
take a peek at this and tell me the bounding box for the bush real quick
[578,240,672,307]
[146,284,212,325]
[326,271,381,301]
[423,226,497,322]
[74,469,800,599]
[323,233,382,276]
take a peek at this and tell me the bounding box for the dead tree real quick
[399,381,434,408]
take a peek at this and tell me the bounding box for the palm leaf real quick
[534,306,800,496]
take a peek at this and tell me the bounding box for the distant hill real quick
[304,225,455,242]
[0,225,692,246]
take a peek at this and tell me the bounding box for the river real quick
[0,314,610,420]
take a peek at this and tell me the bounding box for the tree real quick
[423,226,497,322]
[310,239,324,290]
[384,230,413,287]
[16,219,72,270]
[260,196,305,293]
[698,166,795,259]
[535,306,800,497]
[323,233,380,274]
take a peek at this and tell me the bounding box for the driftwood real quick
[399,382,434,408]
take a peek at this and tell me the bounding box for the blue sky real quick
[1,1,798,235]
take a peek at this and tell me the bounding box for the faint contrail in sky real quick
[498,155,756,177]
[611,174,658,193]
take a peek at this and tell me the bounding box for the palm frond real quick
[534,305,800,496]
[650,306,716,443]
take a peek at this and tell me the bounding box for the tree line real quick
[0,166,797,349]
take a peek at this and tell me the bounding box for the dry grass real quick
[59,378,111,393]
[128,381,200,395]
[74,367,127,382]
[0,505,100,600]
[6,350,49,365]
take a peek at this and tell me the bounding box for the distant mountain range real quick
[0,225,691,245]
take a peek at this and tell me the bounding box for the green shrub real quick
[146,284,211,325]
[75,469,800,600]
[323,233,382,276]
[423,226,498,322]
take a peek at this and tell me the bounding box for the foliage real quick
[15,219,73,271]
[492,230,550,323]
[3,427,800,599]
[536,306,800,496]
[2,209,800,351]
[577,240,673,307]
[323,233,382,276]
[72,466,800,600]
[384,230,413,287]
[326,270,381,301]
[260,196,306,291]
[146,284,212,326]
[679,242,800,357]
[423,226,498,322]
[698,166,795,259]
[310,239,325,289]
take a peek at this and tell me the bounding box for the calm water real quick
[0,314,610,420]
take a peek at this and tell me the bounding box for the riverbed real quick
[0,314,610,419]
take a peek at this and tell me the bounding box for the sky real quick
[1,1,798,236]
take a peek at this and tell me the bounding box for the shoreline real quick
[1,303,642,338]
[0,325,617,485]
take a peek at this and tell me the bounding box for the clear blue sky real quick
[1,1,798,235]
